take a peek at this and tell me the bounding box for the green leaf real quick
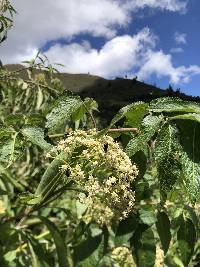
[178,120,200,202]
[115,217,138,246]
[26,114,46,128]
[125,115,163,157]
[4,250,16,262]
[21,126,52,151]
[0,126,13,139]
[72,98,98,122]
[38,216,68,267]
[177,216,196,266]
[0,164,24,191]
[156,211,171,254]
[124,103,149,128]
[46,95,83,131]
[131,150,147,179]
[0,133,23,165]
[28,236,51,267]
[18,192,42,205]
[35,151,69,199]
[132,225,156,267]
[170,113,200,123]
[154,123,181,191]
[28,241,43,267]
[149,97,200,114]
[139,209,157,226]
[73,233,103,266]
[4,114,25,127]
[0,188,7,195]
[100,102,148,135]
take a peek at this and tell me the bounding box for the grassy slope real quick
[4,64,199,122]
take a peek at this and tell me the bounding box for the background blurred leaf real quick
[177,216,196,266]
[38,216,68,267]
[156,211,171,254]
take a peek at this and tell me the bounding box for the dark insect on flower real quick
[64,133,69,140]
[103,143,109,152]
[65,169,70,177]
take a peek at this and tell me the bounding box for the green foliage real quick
[0,0,16,43]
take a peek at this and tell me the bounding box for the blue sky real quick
[1,0,200,96]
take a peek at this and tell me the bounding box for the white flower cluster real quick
[0,200,5,215]
[110,246,136,267]
[48,129,138,225]
[154,244,164,267]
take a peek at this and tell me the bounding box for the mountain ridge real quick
[4,64,200,110]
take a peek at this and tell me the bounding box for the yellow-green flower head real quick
[111,247,137,267]
[154,245,164,267]
[0,200,6,215]
[49,129,138,225]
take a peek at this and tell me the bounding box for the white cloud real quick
[43,28,200,85]
[174,32,187,44]
[44,28,155,77]
[1,0,198,86]
[137,50,200,84]
[0,0,188,63]
[170,47,184,53]
[124,0,188,13]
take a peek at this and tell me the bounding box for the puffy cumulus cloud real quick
[1,0,188,63]
[174,32,187,44]
[137,50,200,84]
[44,28,156,77]
[0,0,128,63]
[44,28,200,85]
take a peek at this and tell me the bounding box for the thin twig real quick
[49,133,64,138]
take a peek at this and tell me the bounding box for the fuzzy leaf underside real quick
[154,123,181,191]
[178,120,200,202]
[46,95,83,131]
[21,126,52,151]
[125,115,163,157]
[149,97,200,114]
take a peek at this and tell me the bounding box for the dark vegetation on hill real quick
[5,64,200,122]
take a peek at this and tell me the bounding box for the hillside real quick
[4,64,200,121]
